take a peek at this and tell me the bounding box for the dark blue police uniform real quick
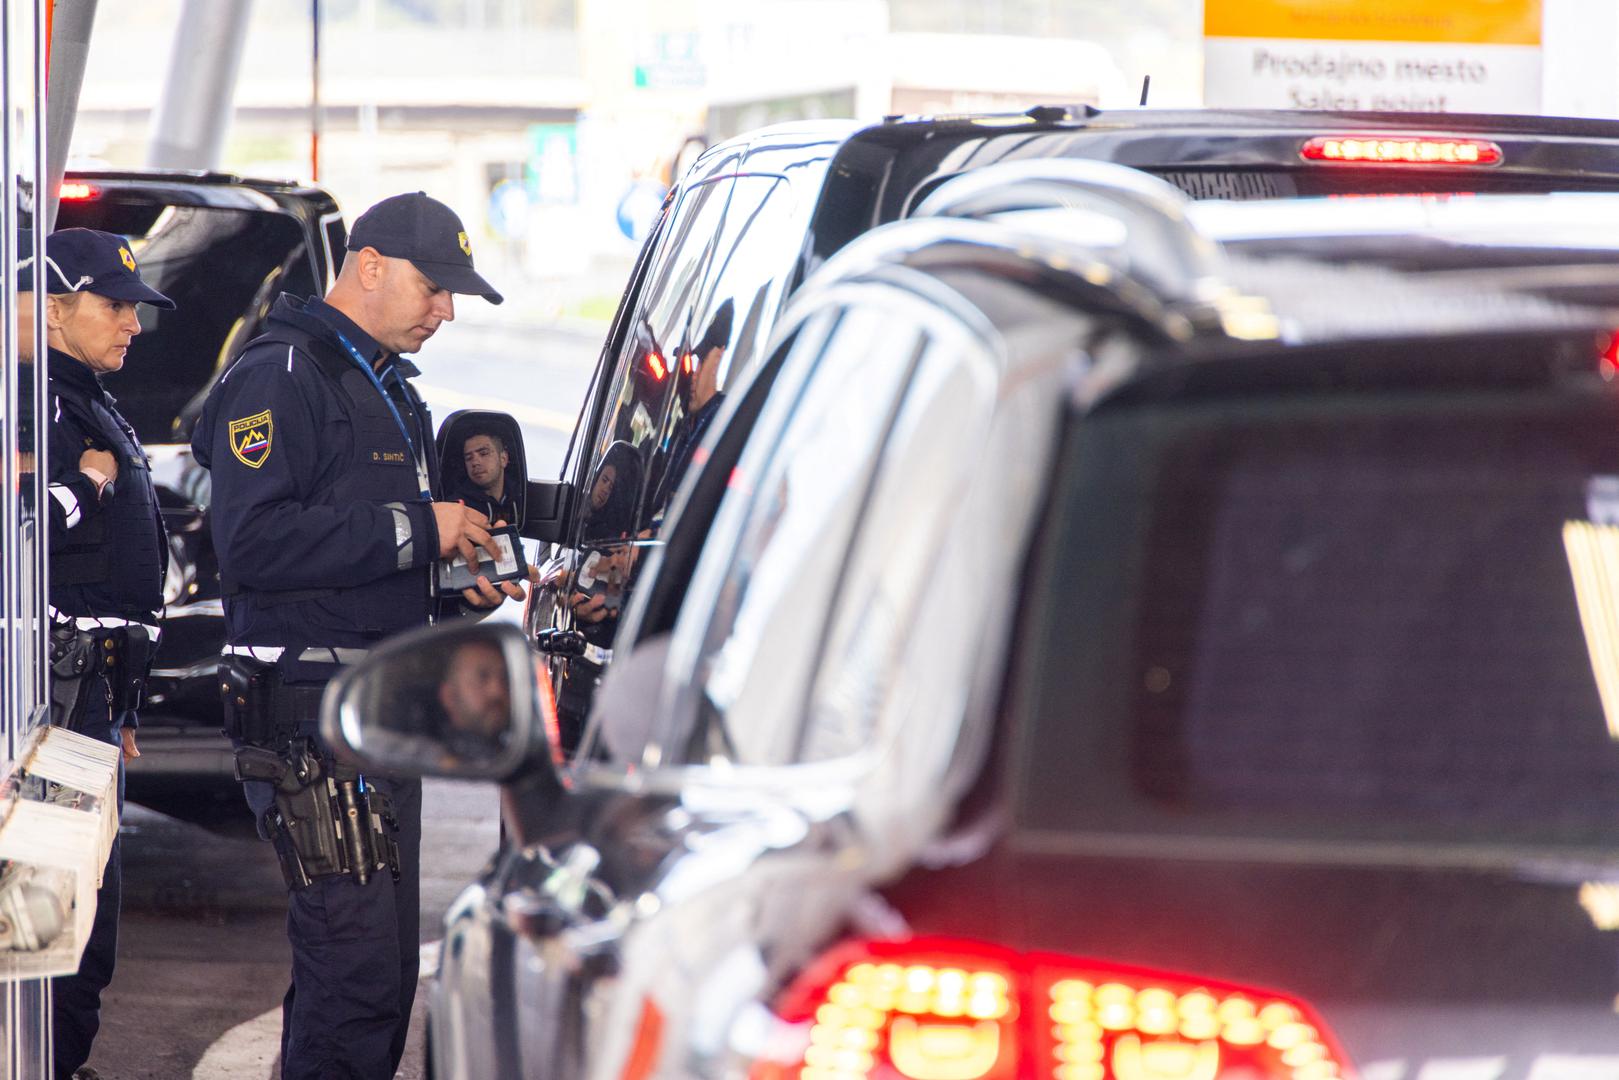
[194,189,503,1080]
[37,229,175,1080]
[193,294,437,1079]
[46,349,168,1080]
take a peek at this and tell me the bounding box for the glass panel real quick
[540,168,812,753]
[2,0,53,1072]
[668,308,923,768]
[798,341,981,764]
[3,0,47,760]
[1021,386,1619,851]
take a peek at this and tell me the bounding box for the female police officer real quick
[32,227,175,1080]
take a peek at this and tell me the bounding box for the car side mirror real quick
[436,409,529,529]
[434,408,575,542]
[522,477,574,544]
[320,621,562,788]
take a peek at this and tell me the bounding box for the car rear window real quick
[1016,376,1619,855]
[56,194,315,443]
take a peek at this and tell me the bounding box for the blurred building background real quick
[69,0,1200,324]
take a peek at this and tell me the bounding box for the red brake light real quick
[58,181,100,200]
[753,939,1351,1080]
[647,351,667,380]
[1301,136,1503,167]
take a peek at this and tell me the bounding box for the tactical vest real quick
[49,370,167,621]
[221,322,436,644]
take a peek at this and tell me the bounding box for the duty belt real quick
[47,608,159,728]
[48,606,161,645]
[223,644,369,665]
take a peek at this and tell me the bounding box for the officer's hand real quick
[120,727,139,762]
[462,574,525,609]
[79,447,118,482]
[431,502,502,568]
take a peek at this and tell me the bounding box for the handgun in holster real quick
[48,623,154,731]
[48,625,99,733]
[222,658,401,892]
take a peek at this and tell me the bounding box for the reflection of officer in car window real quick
[655,299,732,513]
[454,430,519,527]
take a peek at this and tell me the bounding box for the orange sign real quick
[1205,0,1540,47]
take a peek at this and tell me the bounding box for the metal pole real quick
[146,0,254,171]
[43,0,95,233]
[311,0,321,181]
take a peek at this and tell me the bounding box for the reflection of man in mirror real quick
[656,298,733,511]
[456,430,519,527]
[573,441,643,629]
[437,639,511,745]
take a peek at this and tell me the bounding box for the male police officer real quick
[192,192,517,1079]
[32,228,175,1080]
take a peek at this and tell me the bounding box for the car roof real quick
[796,175,1619,386]
[64,168,339,215]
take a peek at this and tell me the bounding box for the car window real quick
[59,196,315,443]
[661,307,927,768]
[794,334,988,764]
[541,168,811,753]
[1017,378,1619,857]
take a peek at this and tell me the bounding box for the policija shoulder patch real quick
[229,410,273,469]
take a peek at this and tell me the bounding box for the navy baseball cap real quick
[18,228,175,309]
[347,192,503,305]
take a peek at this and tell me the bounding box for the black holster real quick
[48,625,99,733]
[219,655,300,746]
[223,658,400,892]
[49,623,156,729]
[109,626,155,713]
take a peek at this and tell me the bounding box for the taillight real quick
[1300,136,1503,167]
[58,180,100,200]
[1029,957,1347,1080]
[1602,333,1619,380]
[753,939,1351,1080]
[647,350,667,380]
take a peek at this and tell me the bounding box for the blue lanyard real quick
[331,330,432,500]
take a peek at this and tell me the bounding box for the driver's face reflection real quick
[438,641,510,737]
[590,463,618,511]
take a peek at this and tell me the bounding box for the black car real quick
[55,170,344,800]
[527,107,1619,759]
[328,159,1619,1077]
